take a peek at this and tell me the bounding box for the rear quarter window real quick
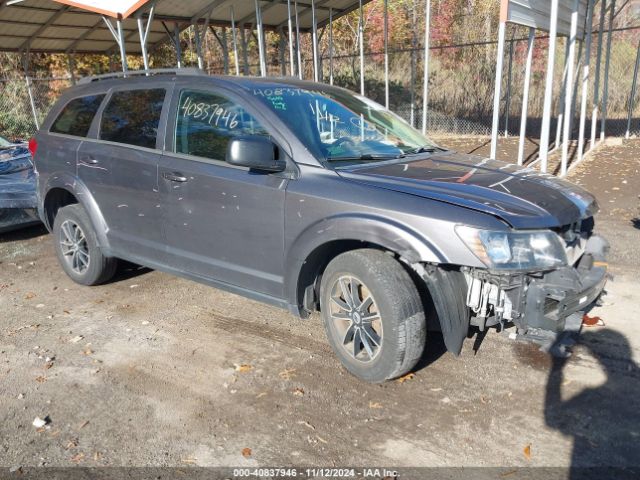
[100,88,166,149]
[50,94,105,137]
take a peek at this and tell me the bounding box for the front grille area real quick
[555,217,594,266]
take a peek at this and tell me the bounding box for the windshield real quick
[251,85,438,167]
[0,135,12,148]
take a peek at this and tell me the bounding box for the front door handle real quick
[163,172,188,183]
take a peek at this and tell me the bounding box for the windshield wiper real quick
[325,154,395,163]
[405,145,445,155]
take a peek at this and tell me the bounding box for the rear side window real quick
[174,89,269,161]
[100,88,166,149]
[50,94,105,137]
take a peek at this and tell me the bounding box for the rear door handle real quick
[163,172,188,183]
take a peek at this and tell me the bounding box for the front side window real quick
[174,89,269,161]
[100,89,165,149]
[251,85,437,167]
[51,94,105,137]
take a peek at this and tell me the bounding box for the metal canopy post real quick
[136,1,156,72]
[538,0,560,173]
[517,28,536,165]
[103,16,128,73]
[422,0,431,135]
[554,40,571,151]
[311,0,319,82]
[255,0,267,76]
[329,7,334,85]
[358,0,365,95]
[590,0,607,150]
[25,75,39,130]
[503,34,514,138]
[193,5,213,70]
[600,0,616,141]
[174,23,182,68]
[577,0,595,163]
[626,38,640,139]
[560,0,580,177]
[230,7,240,75]
[294,0,302,79]
[287,0,295,76]
[383,0,389,108]
[490,20,506,159]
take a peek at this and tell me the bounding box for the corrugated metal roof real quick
[0,0,370,54]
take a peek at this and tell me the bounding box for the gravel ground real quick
[1,139,639,477]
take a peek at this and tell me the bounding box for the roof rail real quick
[78,68,206,85]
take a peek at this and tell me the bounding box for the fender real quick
[285,213,446,313]
[39,172,111,251]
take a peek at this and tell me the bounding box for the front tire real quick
[319,249,426,383]
[53,204,117,286]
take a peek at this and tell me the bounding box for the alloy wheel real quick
[59,220,90,274]
[329,275,383,363]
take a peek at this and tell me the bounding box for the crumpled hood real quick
[0,158,37,209]
[337,151,598,229]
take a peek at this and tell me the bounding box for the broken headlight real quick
[456,226,567,270]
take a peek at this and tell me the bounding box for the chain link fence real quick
[1,28,638,141]
[0,75,72,141]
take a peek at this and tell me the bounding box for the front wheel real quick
[319,249,426,383]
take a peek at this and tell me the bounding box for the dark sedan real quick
[0,135,39,233]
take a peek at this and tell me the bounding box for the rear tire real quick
[53,204,117,286]
[319,249,426,383]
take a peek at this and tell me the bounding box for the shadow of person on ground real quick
[545,329,640,479]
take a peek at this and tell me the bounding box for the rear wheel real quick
[53,204,117,285]
[319,249,426,383]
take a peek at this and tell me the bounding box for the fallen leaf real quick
[24,292,36,300]
[78,420,89,429]
[582,314,605,327]
[430,387,443,392]
[396,372,415,383]
[181,456,197,464]
[69,335,84,344]
[35,375,47,383]
[369,401,383,409]
[316,435,328,444]
[279,368,296,380]
[241,447,252,458]
[65,438,78,450]
[256,392,268,398]
[293,387,305,397]
[234,363,253,373]
[70,453,85,464]
[523,443,532,461]
[82,349,94,356]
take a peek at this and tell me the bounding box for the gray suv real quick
[33,70,608,382]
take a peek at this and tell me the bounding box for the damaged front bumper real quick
[464,235,609,346]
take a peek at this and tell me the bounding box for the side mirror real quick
[226,135,286,172]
